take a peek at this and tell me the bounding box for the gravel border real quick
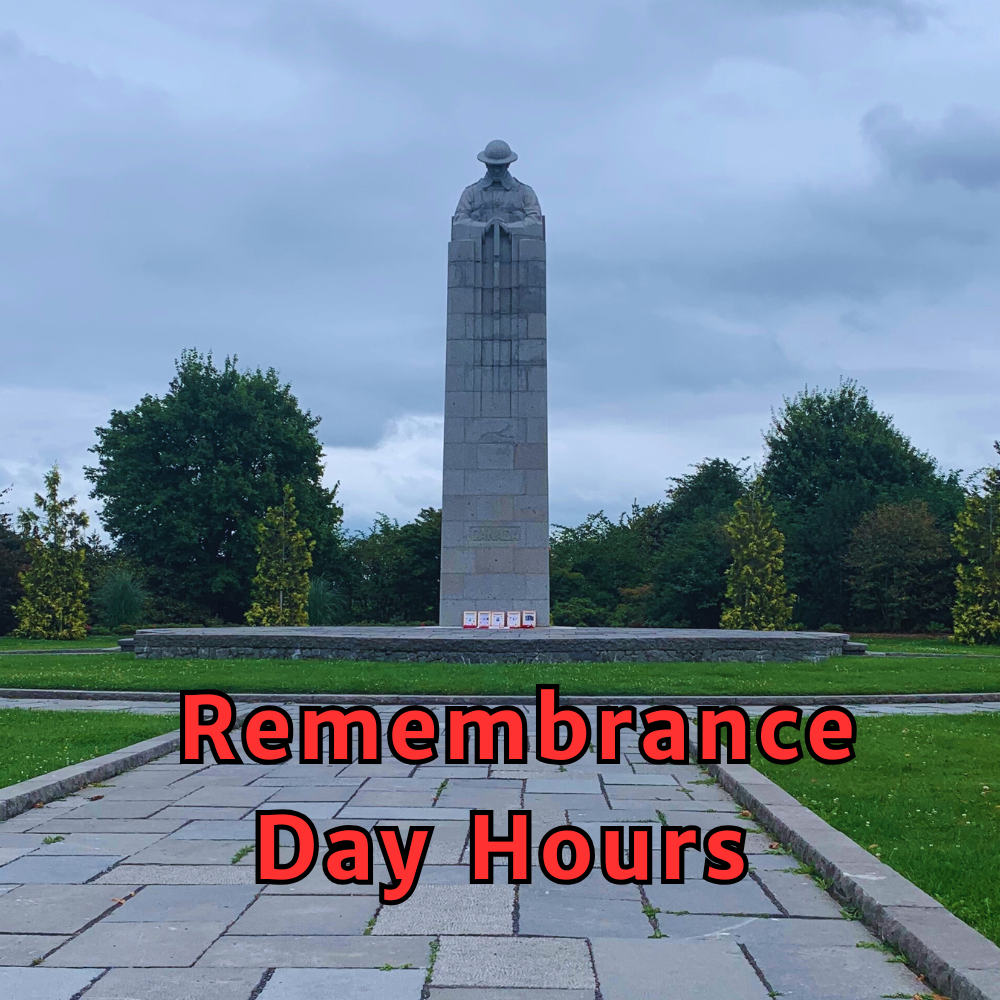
[0,729,181,822]
[710,759,1000,1000]
[1,687,999,706]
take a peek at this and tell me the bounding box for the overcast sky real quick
[2,0,999,532]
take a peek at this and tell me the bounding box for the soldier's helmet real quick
[477,139,518,165]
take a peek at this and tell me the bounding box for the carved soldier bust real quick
[453,140,542,229]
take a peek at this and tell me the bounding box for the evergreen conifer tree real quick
[720,483,795,631]
[245,486,314,627]
[13,466,90,639]
[951,445,1000,645]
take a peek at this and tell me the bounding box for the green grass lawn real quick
[0,636,122,651]
[755,713,1000,947]
[0,651,999,695]
[0,709,180,788]
[858,635,1000,655]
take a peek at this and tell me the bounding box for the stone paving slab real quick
[751,942,931,999]
[45,919,231,967]
[427,992,595,1000]
[0,933,69,965]
[373,884,514,935]
[84,968,267,1000]
[432,936,595,989]
[96,864,258,885]
[0,852,123,883]
[590,938,769,999]
[0,701,937,999]
[257,967,426,999]
[104,884,259,922]
[0,966,104,1000]
[228,895,377,936]
[198,934,432,968]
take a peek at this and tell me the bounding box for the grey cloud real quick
[747,0,931,28]
[1,0,999,524]
[864,104,1000,189]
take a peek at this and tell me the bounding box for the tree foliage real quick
[761,381,962,628]
[551,504,666,626]
[0,487,28,636]
[951,450,1000,645]
[649,459,748,628]
[341,508,441,624]
[13,466,90,639]
[550,460,748,628]
[720,484,794,630]
[844,501,952,631]
[246,487,314,627]
[86,350,343,621]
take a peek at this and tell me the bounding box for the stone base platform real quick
[131,626,856,663]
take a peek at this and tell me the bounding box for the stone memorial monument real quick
[132,142,860,663]
[438,140,550,626]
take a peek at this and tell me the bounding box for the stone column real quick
[438,216,550,626]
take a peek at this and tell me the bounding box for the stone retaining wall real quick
[132,626,851,664]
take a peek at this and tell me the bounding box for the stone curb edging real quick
[1,687,999,706]
[710,760,1000,1000]
[0,729,181,822]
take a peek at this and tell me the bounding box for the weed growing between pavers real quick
[424,938,440,985]
[4,651,1000,695]
[0,708,180,787]
[757,713,1000,946]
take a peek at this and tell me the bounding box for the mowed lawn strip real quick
[1,652,1000,695]
[754,713,1000,947]
[0,708,181,788]
[859,635,1000,655]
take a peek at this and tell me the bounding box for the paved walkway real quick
[0,703,933,999]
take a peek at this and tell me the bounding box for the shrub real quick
[552,597,610,627]
[951,447,1000,645]
[720,484,795,631]
[245,486,314,627]
[844,500,952,631]
[13,466,90,640]
[307,576,343,626]
[94,569,147,628]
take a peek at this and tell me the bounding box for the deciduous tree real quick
[762,381,961,628]
[86,351,342,621]
[844,501,952,631]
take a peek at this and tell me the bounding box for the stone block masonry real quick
[130,626,853,663]
[439,146,550,626]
